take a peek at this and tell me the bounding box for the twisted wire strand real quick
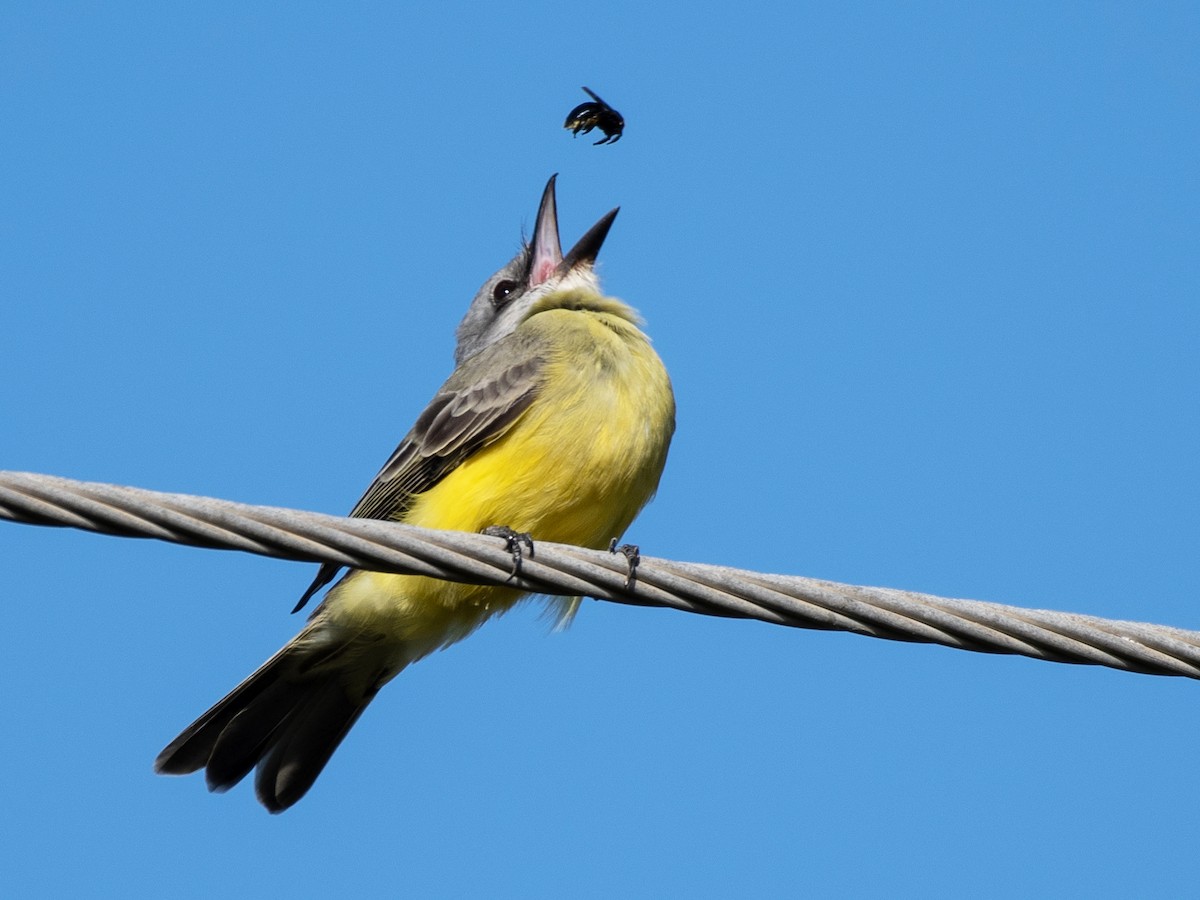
[3,470,1199,680]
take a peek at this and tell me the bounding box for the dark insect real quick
[564,86,624,145]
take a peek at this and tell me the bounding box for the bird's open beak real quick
[528,175,619,288]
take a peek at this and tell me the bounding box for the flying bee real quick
[564,86,624,145]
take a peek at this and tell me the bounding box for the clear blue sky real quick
[3,3,1198,897]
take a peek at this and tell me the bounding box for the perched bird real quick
[155,175,676,812]
[564,86,625,145]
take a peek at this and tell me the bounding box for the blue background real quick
[3,3,1198,897]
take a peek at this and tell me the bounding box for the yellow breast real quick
[409,304,674,547]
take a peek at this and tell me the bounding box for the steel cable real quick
[3,470,1198,679]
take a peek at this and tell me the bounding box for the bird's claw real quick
[484,525,535,579]
[609,538,640,591]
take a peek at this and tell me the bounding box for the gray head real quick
[454,175,619,365]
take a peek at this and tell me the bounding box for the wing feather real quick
[294,341,547,611]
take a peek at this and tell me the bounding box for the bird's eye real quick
[492,280,519,307]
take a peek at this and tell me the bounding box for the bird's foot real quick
[484,525,535,579]
[608,539,640,591]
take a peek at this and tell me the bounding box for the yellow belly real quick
[325,305,674,654]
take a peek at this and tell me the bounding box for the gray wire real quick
[3,470,1199,680]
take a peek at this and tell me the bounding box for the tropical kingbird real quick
[155,176,676,812]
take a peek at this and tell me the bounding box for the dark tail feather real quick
[254,680,376,812]
[155,632,393,813]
